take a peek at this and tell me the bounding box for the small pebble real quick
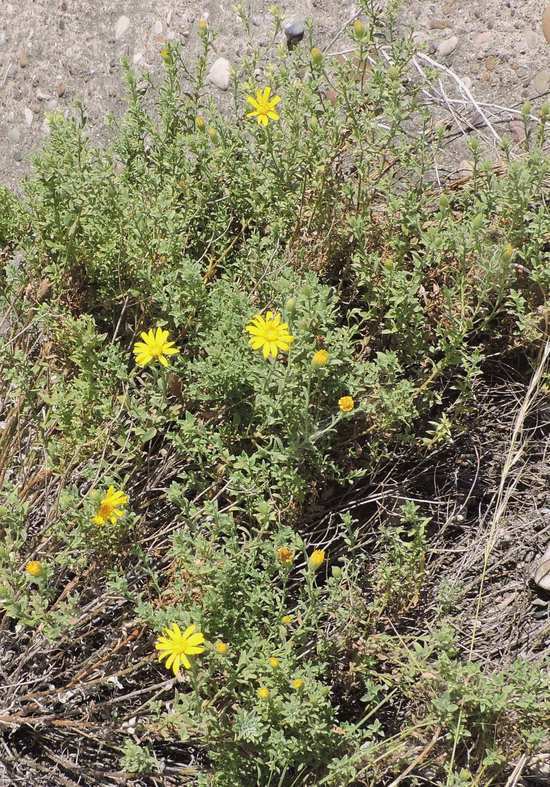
[207,57,231,90]
[472,31,492,50]
[152,20,162,36]
[437,35,458,58]
[533,68,550,93]
[7,127,21,143]
[283,17,305,47]
[0,31,7,46]
[18,48,29,68]
[115,15,130,40]
[13,150,23,161]
[509,119,526,143]
[544,4,550,42]
[23,107,33,126]
[56,82,65,97]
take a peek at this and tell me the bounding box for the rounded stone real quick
[437,35,458,58]
[115,15,130,40]
[207,57,231,90]
[473,31,492,50]
[283,17,305,43]
[533,69,550,93]
[543,4,550,43]
[7,126,21,143]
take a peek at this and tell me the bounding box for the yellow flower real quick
[25,560,43,577]
[308,549,325,571]
[290,678,304,690]
[312,349,329,367]
[276,546,294,566]
[215,641,229,655]
[195,115,206,131]
[155,623,205,675]
[92,486,128,526]
[133,327,179,368]
[257,686,270,700]
[338,395,355,413]
[245,311,294,360]
[246,87,281,127]
[269,656,280,669]
[281,614,293,625]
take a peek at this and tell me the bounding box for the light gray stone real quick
[207,57,231,90]
[533,69,550,93]
[283,17,305,43]
[115,15,130,40]
[437,35,459,58]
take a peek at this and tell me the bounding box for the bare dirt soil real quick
[1,1,549,188]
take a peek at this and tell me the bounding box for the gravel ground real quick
[0,0,549,189]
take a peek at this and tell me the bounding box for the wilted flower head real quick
[276,546,294,566]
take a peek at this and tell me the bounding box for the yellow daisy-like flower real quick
[281,614,293,625]
[245,311,294,360]
[25,560,43,577]
[269,656,280,669]
[92,486,128,526]
[276,546,294,566]
[290,678,304,690]
[133,327,179,368]
[214,641,229,655]
[308,549,325,571]
[246,86,281,127]
[312,349,329,367]
[257,686,270,700]
[338,395,355,413]
[155,623,205,675]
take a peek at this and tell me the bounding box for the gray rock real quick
[207,57,231,90]
[115,15,130,40]
[531,544,550,592]
[472,31,492,50]
[429,18,449,29]
[7,127,21,143]
[13,150,23,161]
[283,17,305,46]
[23,107,33,126]
[437,35,458,58]
[533,69,550,93]
[544,4,550,43]
[0,31,7,47]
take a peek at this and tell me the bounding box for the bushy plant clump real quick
[0,3,548,784]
